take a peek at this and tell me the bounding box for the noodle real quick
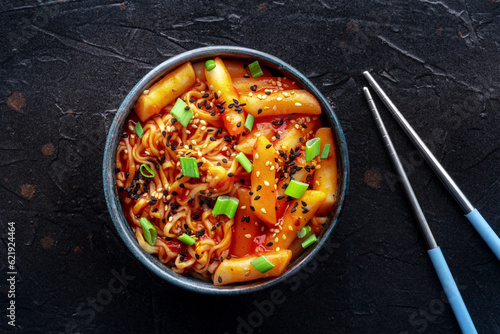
[115,58,337,285]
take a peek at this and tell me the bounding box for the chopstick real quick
[363,71,500,261]
[363,87,477,334]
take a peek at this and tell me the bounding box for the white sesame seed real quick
[240,206,246,209]
[295,102,302,107]
[256,171,260,177]
[264,180,270,186]
[255,153,259,160]
[261,208,266,214]
[277,97,282,101]
[245,234,251,239]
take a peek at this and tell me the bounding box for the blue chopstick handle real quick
[428,247,477,334]
[466,208,500,261]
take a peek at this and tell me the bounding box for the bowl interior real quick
[103,46,349,295]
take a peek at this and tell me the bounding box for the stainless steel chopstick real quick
[363,71,500,261]
[363,87,477,334]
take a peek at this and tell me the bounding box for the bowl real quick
[103,46,349,295]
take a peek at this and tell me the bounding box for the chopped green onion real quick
[212,195,239,219]
[177,233,195,246]
[302,234,318,249]
[248,61,264,78]
[244,114,255,132]
[135,122,144,138]
[205,59,216,71]
[250,255,275,273]
[298,226,311,238]
[305,137,321,162]
[320,144,331,159]
[179,156,200,178]
[170,98,193,127]
[236,152,253,173]
[140,164,155,178]
[140,217,157,246]
[284,180,309,199]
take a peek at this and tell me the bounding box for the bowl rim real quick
[103,45,350,295]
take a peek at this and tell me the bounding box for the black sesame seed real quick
[258,109,263,114]
[214,92,219,99]
[291,207,296,213]
[189,98,196,103]
[210,136,216,141]
[266,144,272,149]
[115,168,120,173]
[265,91,271,95]
[266,242,273,247]
[236,122,242,127]
[276,134,281,139]
[228,172,234,177]
[222,158,228,163]
[197,162,203,167]
[218,276,222,283]
[254,195,261,200]
[256,185,262,191]
[202,93,209,98]
[277,195,285,200]
[250,205,255,211]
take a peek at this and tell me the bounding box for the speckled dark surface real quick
[1,1,499,333]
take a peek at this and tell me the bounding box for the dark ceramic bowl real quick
[103,46,349,295]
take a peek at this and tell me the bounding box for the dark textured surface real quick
[1,1,499,333]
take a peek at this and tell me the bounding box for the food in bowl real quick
[114,57,337,286]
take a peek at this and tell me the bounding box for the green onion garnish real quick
[250,255,275,274]
[140,217,157,246]
[302,234,318,249]
[320,144,330,159]
[244,114,255,132]
[179,156,200,178]
[170,98,193,127]
[205,59,216,71]
[248,61,264,78]
[212,195,239,219]
[305,137,321,162]
[284,180,309,199]
[177,233,196,246]
[298,226,311,238]
[236,152,253,173]
[140,164,155,178]
[135,122,144,138]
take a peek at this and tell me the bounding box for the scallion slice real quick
[140,217,157,246]
[248,61,263,78]
[284,180,309,199]
[320,144,330,159]
[305,137,321,162]
[302,234,318,249]
[205,59,216,71]
[180,156,200,178]
[177,233,195,246]
[212,195,239,219]
[236,152,253,173]
[298,226,311,238]
[140,164,155,178]
[250,255,275,274]
[135,122,144,138]
[170,98,193,127]
[244,114,255,132]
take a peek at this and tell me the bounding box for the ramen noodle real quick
[115,57,337,285]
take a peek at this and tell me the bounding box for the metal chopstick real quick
[363,87,477,334]
[363,71,500,261]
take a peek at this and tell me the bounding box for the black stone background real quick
[1,1,499,333]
